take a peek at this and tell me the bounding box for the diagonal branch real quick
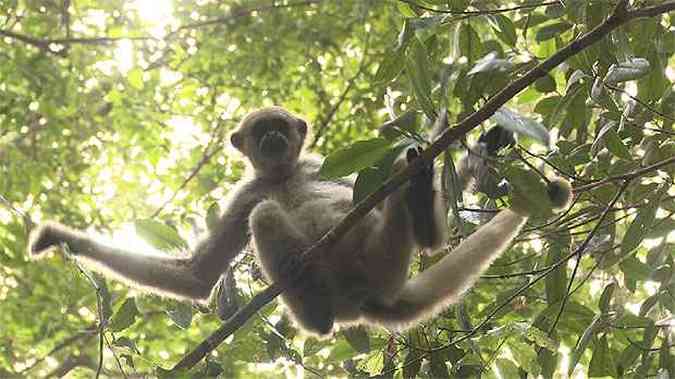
[170,0,675,372]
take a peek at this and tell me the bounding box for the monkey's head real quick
[231,107,308,178]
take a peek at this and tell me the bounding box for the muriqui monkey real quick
[29,107,571,335]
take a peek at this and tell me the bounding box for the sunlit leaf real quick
[109,298,140,332]
[604,57,651,84]
[134,219,188,251]
[319,138,393,179]
[491,107,550,145]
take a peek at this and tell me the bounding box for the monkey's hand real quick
[405,147,437,248]
[27,222,80,259]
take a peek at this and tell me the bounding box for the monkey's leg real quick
[405,147,447,249]
[251,200,335,335]
[363,209,527,326]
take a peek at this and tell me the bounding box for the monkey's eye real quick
[254,118,290,139]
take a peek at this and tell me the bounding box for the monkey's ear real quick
[230,132,243,150]
[296,118,308,137]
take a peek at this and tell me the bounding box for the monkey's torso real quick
[250,155,413,324]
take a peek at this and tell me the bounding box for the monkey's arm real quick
[29,181,266,300]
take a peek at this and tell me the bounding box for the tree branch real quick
[574,156,675,193]
[170,0,674,372]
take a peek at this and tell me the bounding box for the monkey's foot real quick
[405,147,437,247]
[406,147,434,194]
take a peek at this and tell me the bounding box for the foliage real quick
[0,0,673,377]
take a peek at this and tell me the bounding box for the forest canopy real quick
[0,0,674,378]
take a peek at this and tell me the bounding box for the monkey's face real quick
[231,107,308,176]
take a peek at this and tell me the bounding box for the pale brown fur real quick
[29,107,571,335]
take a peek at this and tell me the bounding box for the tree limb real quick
[170,0,674,372]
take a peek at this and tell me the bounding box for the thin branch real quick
[603,82,675,123]
[396,0,560,15]
[169,0,324,35]
[548,181,629,335]
[310,45,372,148]
[18,325,97,374]
[171,0,675,372]
[150,125,228,218]
[0,29,153,56]
[574,156,675,193]
[0,0,323,58]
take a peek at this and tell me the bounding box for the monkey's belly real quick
[289,200,349,241]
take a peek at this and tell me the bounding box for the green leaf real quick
[604,57,651,84]
[604,129,631,159]
[429,350,450,378]
[353,144,407,204]
[319,138,392,179]
[569,315,603,376]
[545,232,570,305]
[128,68,144,90]
[588,336,616,377]
[621,199,657,256]
[495,359,520,378]
[467,52,513,76]
[538,348,558,379]
[598,282,616,313]
[491,107,550,145]
[112,336,138,354]
[134,219,188,251]
[378,111,419,140]
[452,22,483,62]
[342,327,370,354]
[406,40,436,120]
[303,337,327,357]
[375,46,406,84]
[535,74,557,93]
[164,300,193,329]
[327,340,359,362]
[109,298,140,332]
[536,22,572,42]
[489,15,517,46]
[549,83,585,129]
[402,347,422,378]
[525,326,559,352]
[360,351,384,376]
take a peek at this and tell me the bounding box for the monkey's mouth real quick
[259,131,289,156]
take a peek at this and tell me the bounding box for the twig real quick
[310,39,372,148]
[574,156,675,193]
[150,125,228,218]
[396,0,560,15]
[547,180,628,335]
[1,0,323,59]
[171,0,675,372]
[18,324,97,374]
